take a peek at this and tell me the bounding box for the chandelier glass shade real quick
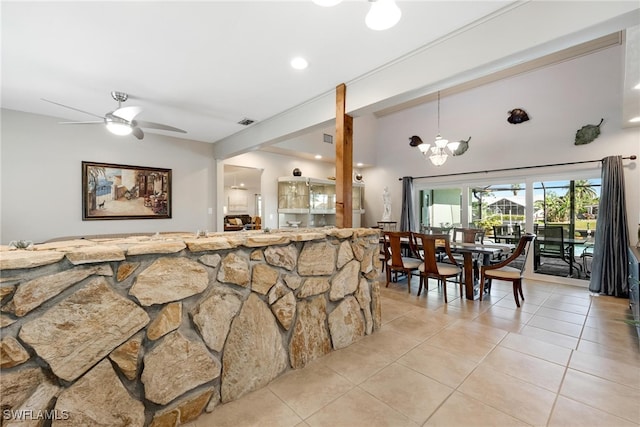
[419,92,459,166]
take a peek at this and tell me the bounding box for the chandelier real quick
[417,92,460,166]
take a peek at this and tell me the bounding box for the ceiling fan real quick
[42,91,187,140]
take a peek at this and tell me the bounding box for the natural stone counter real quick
[0,228,382,426]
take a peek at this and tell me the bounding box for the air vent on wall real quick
[238,118,255,126]
[323,133,333,144]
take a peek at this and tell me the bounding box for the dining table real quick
[449,242,514,300]
[389,234,513,300]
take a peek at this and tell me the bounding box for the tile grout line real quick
[543,347,575,426]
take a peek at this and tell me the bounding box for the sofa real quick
[224,215,252,231]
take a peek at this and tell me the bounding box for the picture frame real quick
[82,161,172,220]
[227,188,248,213]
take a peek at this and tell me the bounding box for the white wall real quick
[1,110,214,244]
[272,114,379,167]
[363,44,640,239]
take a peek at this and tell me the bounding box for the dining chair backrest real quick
[507,233,536,274]
[413,233,456,275]
[383,231,413,267]
[421,226,446,235]
[453,228,484,244]
[493,224,521,238]
[513,224,522,237]
[378,221,398,232]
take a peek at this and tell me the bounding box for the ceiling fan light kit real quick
[311,0,343,7]
[104,113,133,136]
[366,0,402,31]
[42,91,186,140]
[311,0,401,31]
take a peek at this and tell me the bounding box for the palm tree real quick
[87,166,106,211]
[544,191,562,222]
[574,179,598,217]
[574,180,598,201]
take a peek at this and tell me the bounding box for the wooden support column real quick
[335,83,353,228]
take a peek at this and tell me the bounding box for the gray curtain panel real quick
[400,176,416,232]
[589,156,629,297]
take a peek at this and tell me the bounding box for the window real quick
[413,171,601,283]
[470,183,526,235]
[419,188,462,231]
[533,179,600,236]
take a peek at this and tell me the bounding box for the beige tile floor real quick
[185,275,640,427]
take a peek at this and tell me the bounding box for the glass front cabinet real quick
[278,177,364,228]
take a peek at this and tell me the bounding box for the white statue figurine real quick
[382,186,391,221]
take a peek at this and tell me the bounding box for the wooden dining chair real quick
[451,227,485,277]
[412,233,462,303]
[453,228,485,244]
[480,233,536,307]
[383,231,422,292]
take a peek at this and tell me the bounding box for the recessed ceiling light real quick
[634,82,640,90]
[290,57,308,70]
[629,116,640,123]
[315,154,322,159]
[356,162,363,167]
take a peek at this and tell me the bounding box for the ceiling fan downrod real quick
[110,91,129,108]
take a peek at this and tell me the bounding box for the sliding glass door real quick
[470,182,526,239]
[532,179,600,280]
[414,172,600,284]
[419,188,462,231]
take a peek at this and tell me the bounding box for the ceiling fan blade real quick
[112,106,141,122]
[132,127,144,140]
[59,121,104,125]
[41,98,105,120]
[134,120,186,134]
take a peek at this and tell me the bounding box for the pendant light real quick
[418,92,460,166]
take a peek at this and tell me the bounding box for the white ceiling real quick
[2,0,516,143]
[2,1,638,150]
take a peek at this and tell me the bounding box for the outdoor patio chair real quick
[580,241,595,278]
[492,224,521,244]
[534,226,582,275]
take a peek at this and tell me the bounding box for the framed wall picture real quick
[227,188,248,213]
[82,161,172,220]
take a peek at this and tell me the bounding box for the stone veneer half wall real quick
[0,228,382,427]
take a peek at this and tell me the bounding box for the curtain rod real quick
[399,155,637,181]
